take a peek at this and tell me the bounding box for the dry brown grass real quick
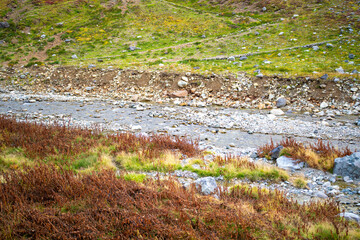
[258,138,352,171]
[0,164,356,239]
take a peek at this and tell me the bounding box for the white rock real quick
[276,156,305,170]
[335,67,345,74]
[177,80,188,88]
[131,125,142,131]
[320,102,328,109]
[267,114,277,120]
[181,76,188,82]
[339,212,360,223]
[270,109,285,116]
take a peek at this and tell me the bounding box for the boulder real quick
[195,177,217,195]
[276,156,305,170]
[333,152,360,180]
[339,212,360,223]
[270,145,283,160]
[169,90,188,98]
[276,97,287,108]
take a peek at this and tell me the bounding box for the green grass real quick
[122,172,147,183]
[116,153,289,182]
[0,0,358,77]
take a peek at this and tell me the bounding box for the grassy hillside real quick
[0,0,359,77]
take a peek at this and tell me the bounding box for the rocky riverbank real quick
[1,66,360,115]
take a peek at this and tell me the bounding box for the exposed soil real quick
[0,66,355,110]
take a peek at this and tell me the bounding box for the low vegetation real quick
[1,164,360,239]
[257,138,353,171]
[0,0,359,77]
[0,115,200,172]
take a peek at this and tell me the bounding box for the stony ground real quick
[0,66,359,220]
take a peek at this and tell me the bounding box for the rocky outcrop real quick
[333,152,360,180]
[195,177,217,195]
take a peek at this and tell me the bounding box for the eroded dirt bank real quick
[0,66,359,113]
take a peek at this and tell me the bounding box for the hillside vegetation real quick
[0,0,359,77]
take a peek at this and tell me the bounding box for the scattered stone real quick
[262,7,267,12]
[177,80,188,88]
[349,54,355,59]
[131,125,142,131]
[314,191,328,198]
[169,90,188,98]
[276,97,287,108]
[276,156,305,170]
[333,152,360,180]
[339,212,360,223]
[320,102,328,109]
[344,176,354,183]
[0,22,10,28]
[336,67,345,74]
[307,182,315,189]
[320,74,328,80]
[88,64,96,68]
[55,22,64,27]
[71,54,78,59]
[313,46,319,51]
[270,109,284,115]
[239,56,247,61]
[195,177,218,195]
[129,46,137,51]
[326,43,333,48]
[228,56,235,61]
[270,145,283,160]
